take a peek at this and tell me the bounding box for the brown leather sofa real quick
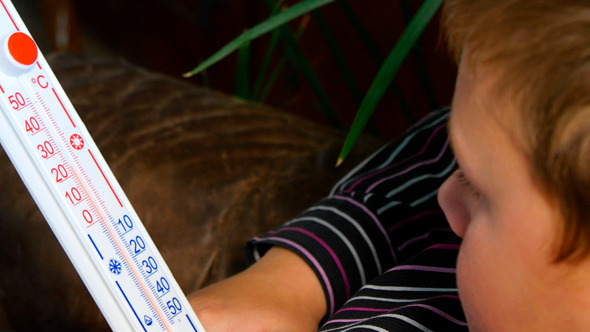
[0,53,380,331]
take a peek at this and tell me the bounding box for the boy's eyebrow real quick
[446,113,465,171]
[447,114,458,156]
[446,113,477,186]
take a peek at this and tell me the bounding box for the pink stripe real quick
[327,295,464,326]
[329,304,466,326]
[252,236,336,315]
[366,138,450,193]
[397,227,452,251]
[411,304,468,326]
[333,195,396,263]
[427,243,461,250]
[387,264,456,274]
[324,318,361,324]
[277,227,351,299]
[344,124,447,193]
[389,210,444,232]
[339,307,394,313]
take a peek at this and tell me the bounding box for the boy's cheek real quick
[455,224,511,331]
[456,244,493,330]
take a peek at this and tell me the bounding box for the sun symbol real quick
[70,134,84,150]
[109,259,122,275]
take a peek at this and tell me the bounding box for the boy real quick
[189,0,590,330]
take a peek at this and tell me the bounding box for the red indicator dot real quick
[70,134,84,150]
[7,32,37,66]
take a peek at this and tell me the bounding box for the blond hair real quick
[442,0,590,261]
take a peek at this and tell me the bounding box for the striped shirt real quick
[247,108,467,331]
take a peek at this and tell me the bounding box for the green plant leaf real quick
[257,13,308,102]
[183,0,337,77]
[235,41,251,98]
[272,15,343,128]
[312,10,362,105]
[260,57,287,102]
[338,0,414,125]
[398,0,439,110]
[251,27,281,100]
[251,0,284,100]
[256,0,342,128]
[336,0,443,166]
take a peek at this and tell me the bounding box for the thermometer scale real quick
[0,1,205,330]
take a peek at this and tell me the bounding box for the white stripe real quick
[308,206,383,274]
[253,248,261,261]
[323,324,390,332]
[362,192,376,204]
[290,216,367,285]
[330,143,389,195]
[322,313,436,332]
[331,110,449,194]
[346,295,433,304]
[384,159,456,198]
[410,189,440,207]
[343,314,435,332]
[363,284,458,292]
[373,112,449,172]
[376,200,402,215]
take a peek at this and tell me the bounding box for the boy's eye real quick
[455,169,480,198]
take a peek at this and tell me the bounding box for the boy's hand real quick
[188,246,326,332]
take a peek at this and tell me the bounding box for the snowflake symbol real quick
[109,259,122,275]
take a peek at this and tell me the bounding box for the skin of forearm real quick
[189,246,326,331]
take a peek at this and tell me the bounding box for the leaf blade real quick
[337,0,443,165]
[183,0,337,77]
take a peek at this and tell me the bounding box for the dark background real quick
[14,0,457,142]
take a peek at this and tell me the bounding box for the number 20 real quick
[51,164,68,183]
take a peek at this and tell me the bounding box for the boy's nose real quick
[438,170,471,238]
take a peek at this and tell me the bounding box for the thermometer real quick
[0,1,205,330]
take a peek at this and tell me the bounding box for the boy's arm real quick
[189,246,325,332]
[247,108,455,318]
[189,108,456,329]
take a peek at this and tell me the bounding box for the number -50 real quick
[167,298,182,315]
